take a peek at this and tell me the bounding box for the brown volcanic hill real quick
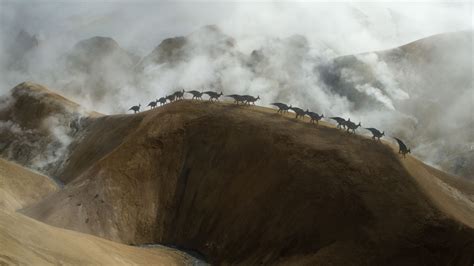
[23,99,474,265]
[0,82,100,178]
[0,158,190,265]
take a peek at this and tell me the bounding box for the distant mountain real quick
[3,30,40,71]
[66,36,139,73]
[318,30,474,178]
[137,25,236,70]
[62,36,140,103]
[320,31,472,108]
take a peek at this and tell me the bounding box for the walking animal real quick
[129,104,141,114]
[243,95,260,105]
[394,137,411,158]
[226,94,246,104]
[187,90,203,100]
[365,128,384,141]
[204,91,223,101]
[173,89,185,100]
[147,100,157,109]
[329,117,347,129]
[157,97,167,106]
[289,107,306,119]
[166,94,176,103]
[271,103,291,114]
[345,120,361,133]
[306,110,324,124]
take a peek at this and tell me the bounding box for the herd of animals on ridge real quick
[129,89,411,158]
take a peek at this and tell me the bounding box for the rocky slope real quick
[5,85,469,265]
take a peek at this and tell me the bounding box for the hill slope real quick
[0,158,58,211]
[22,98,474,265]
[0,157,191,265]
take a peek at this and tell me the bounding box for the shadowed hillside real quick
[15,88,472,265]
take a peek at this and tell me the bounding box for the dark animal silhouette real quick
[271,102,291,113]
[147,100,157,109]
[157,97,167,106]
[226,94,246,104]
[329,117,347,129]
[345,120,361,133]
[187,90,203,100]
[306,110,324,124]
[204,91,223,101]
[243,95,260,105]
[394,137,411,158]
[365,128,385,141]
[129,104,141,113]
[173,89,185,100]
[166,94,176,103]
[290,107,306,119]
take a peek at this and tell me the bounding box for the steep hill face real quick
[23,99,474,265]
